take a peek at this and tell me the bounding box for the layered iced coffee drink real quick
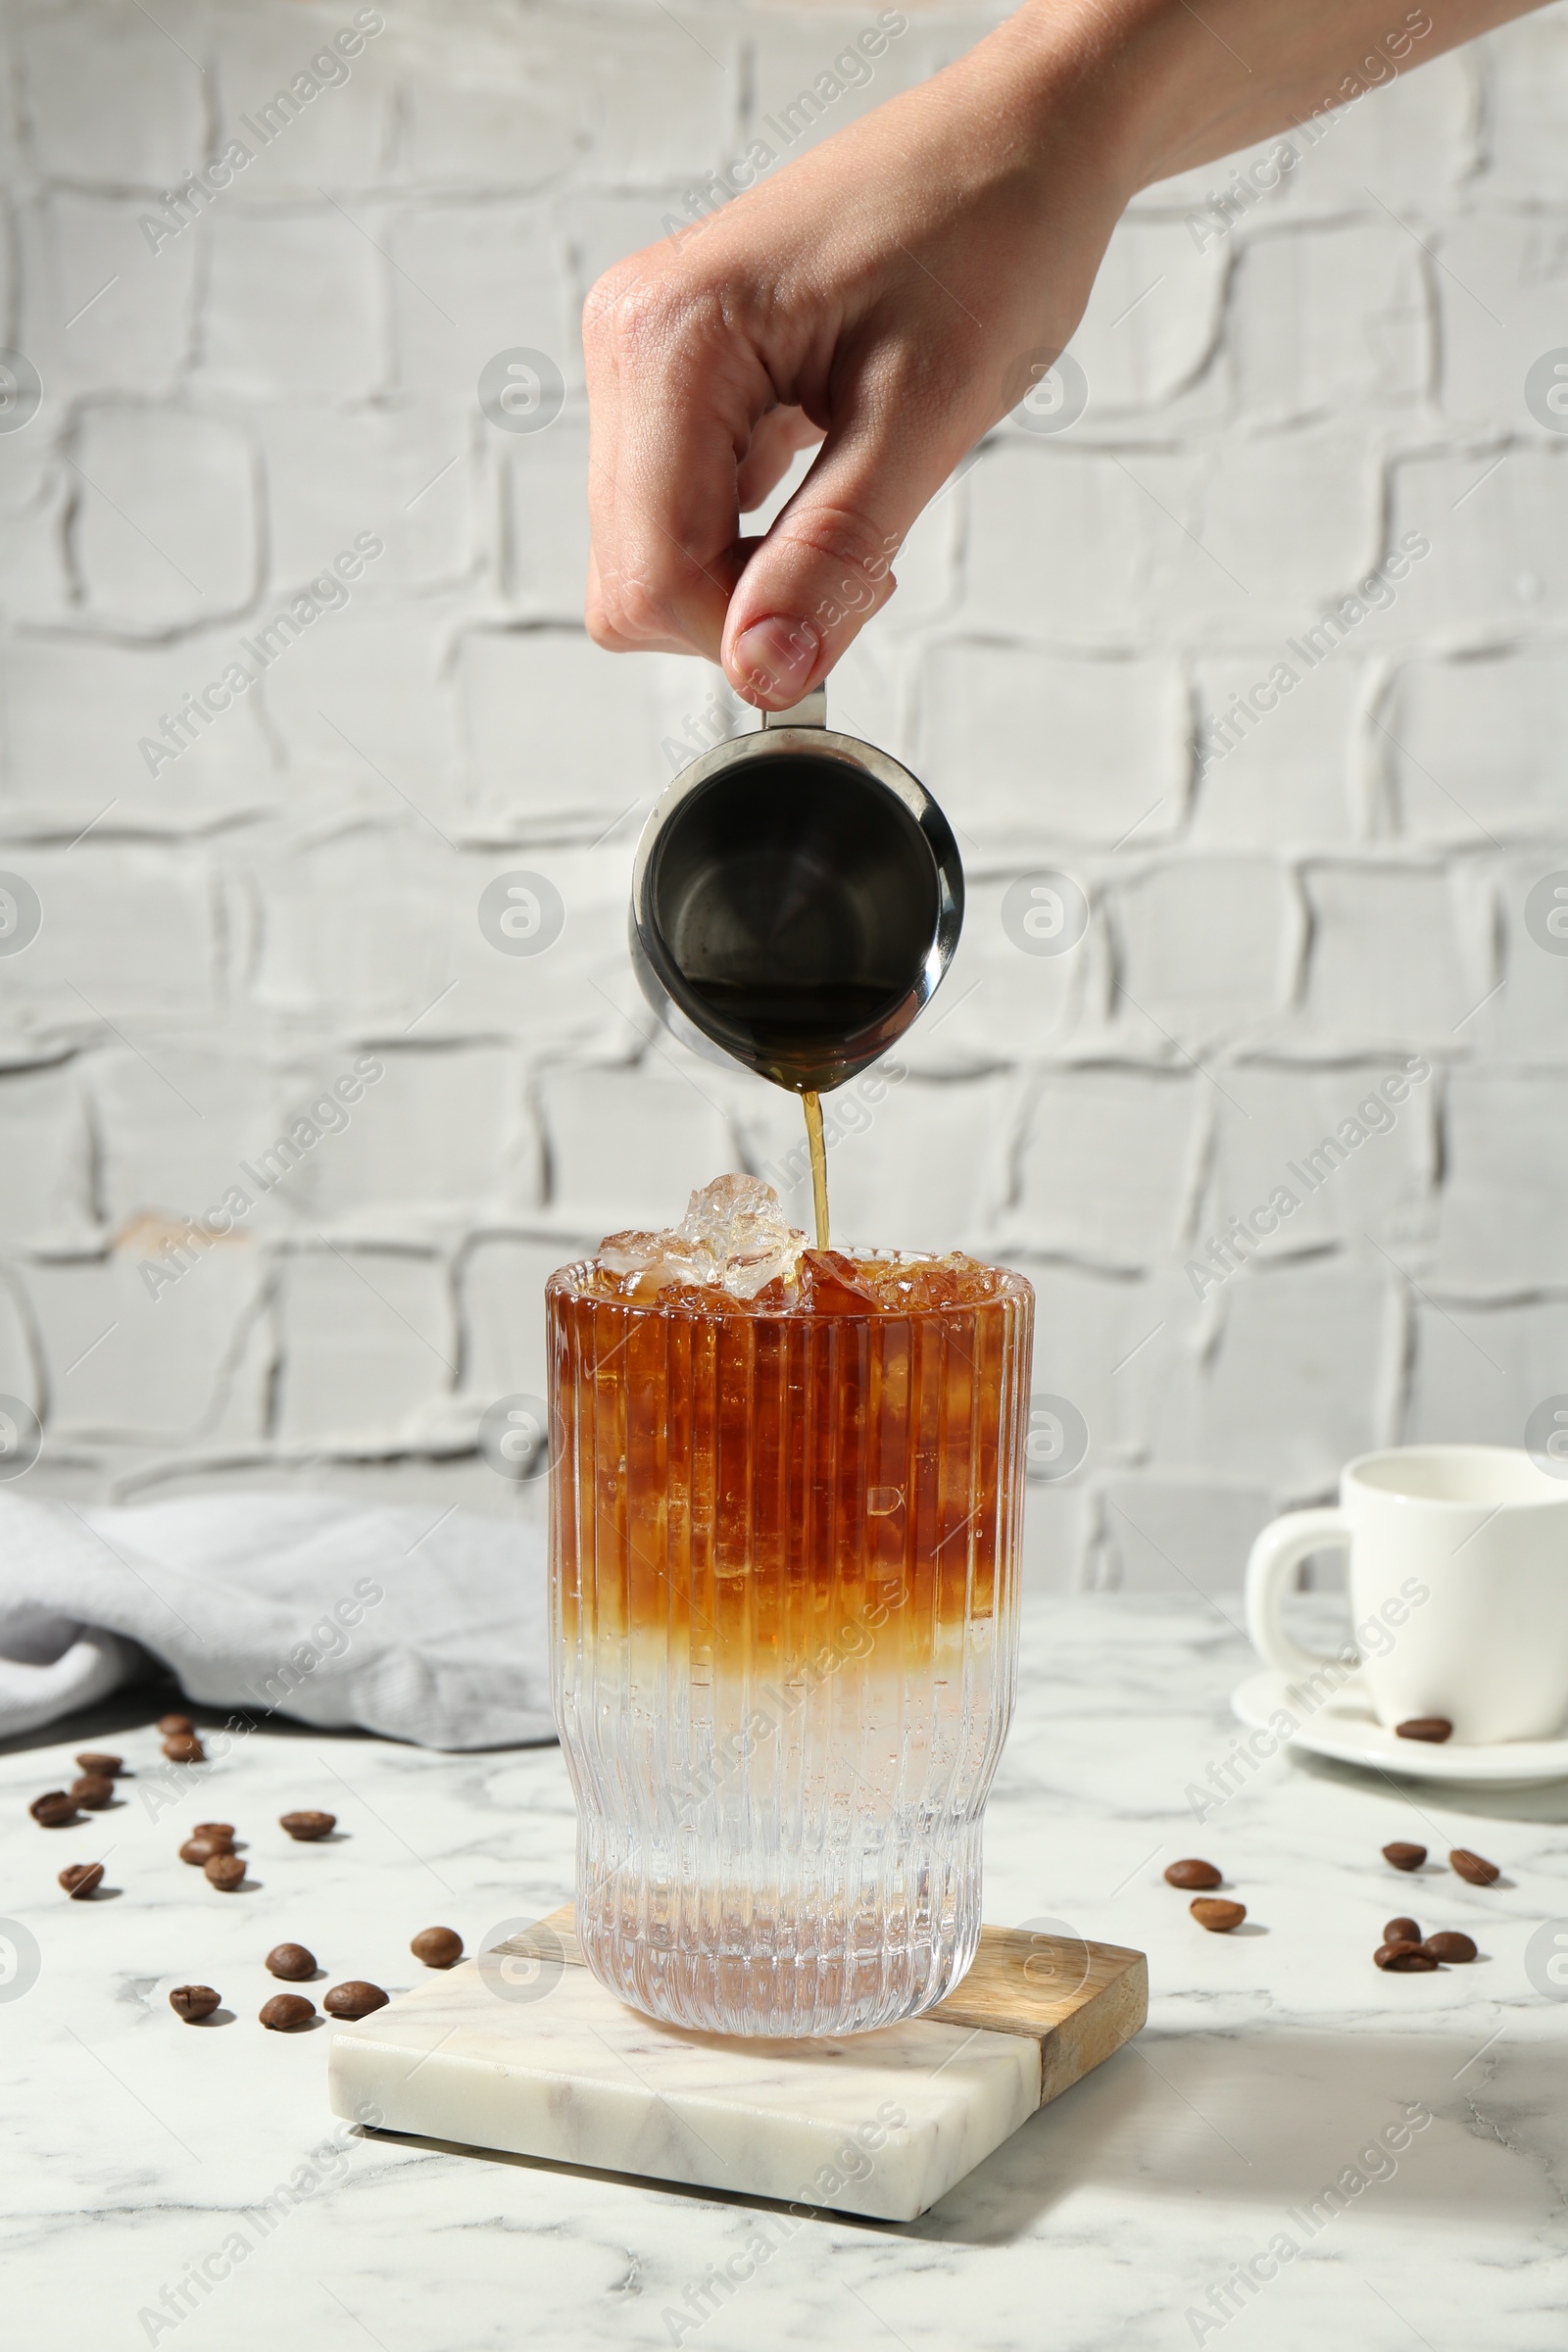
[549,1177,1032,2037]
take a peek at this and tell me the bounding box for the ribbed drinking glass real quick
[548,1260,1033,2036]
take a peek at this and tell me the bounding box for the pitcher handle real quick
[762,685,827,729]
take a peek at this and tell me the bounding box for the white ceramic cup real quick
[1246,1446,1568,1745]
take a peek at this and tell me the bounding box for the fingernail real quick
[732,617,820,705]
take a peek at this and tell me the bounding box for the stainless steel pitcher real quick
[629,686,963,1096]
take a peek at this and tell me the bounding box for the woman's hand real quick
[582,6,1142,707]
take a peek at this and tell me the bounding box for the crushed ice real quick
[598,1175,807,1300]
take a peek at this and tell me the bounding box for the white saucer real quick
[1232,1669,1568,1787]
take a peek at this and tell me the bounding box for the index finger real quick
[582,265,773,662]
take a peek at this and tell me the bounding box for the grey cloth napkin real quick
[0,1492,553,1751]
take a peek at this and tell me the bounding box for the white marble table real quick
[4,1592,1565,2351]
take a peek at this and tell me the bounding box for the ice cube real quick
[596,1229,717,1300]
[592,1179,806,1304]
[676,1174,806,1300]
[861,1253,1000,1309]
[895,1253,1006,1309]
[798,1249,882,1314]
[675,1174,785,1257]
[798,1250,1007,1313]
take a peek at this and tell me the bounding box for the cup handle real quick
[1245,1507,1352,1686]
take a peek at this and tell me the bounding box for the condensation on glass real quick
[547,1259,1033,2037]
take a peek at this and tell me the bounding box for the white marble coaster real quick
[328,1920,1146,2223]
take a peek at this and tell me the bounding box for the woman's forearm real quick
[988,0,1536,195]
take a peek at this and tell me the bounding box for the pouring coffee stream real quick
[629,685,964,1246]
[801,1089,829,1252]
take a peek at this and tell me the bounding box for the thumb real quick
[718,407,965,710]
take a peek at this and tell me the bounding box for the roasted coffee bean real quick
[1449,1848,1499,1886]
[74,1752,122,1778]
[1384,1916,1422,1945]
[1164,1859,1222,1890]
[162,1733,205,1764]
[192,1822,233,1842]
[29,1790,79,1829]
[1395,1717,1452,1743]
[279,1810,335,1842]
[1382,1842,1426,1872]
[159,1713,194,1737]
[266,1943,318,1982]
[259,1994,315,2032]
[410,1926,463,1968]
[170,1984,221,2022]
[179,1836,231,1867]
[59,1863,104,1899]
[71,1776,116,1810]
[323,1981,389,2020]
[1375,1940,1439,1972]
[1190,1898,1247,1934]
[1424,1931,1478,1963]
[204,1852,245,1891]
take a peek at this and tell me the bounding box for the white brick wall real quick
[3,0,1568,1594]
[73,402,259,628]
